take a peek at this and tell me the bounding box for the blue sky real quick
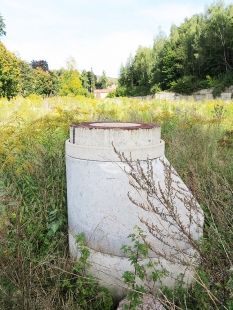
[1,0,232,77]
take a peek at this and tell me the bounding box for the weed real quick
[212,104,227,121]
[114,136,233,309]
[0,95,233,309]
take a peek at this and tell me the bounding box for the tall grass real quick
[116,125,233,309]
[0,95,232,309]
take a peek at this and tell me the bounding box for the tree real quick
[19,60,53,96]
[49,69,63,96]
[0,43,20,98]
[30,60,49,72]
[203,1,233,74]
[150,28,167,91]
[81,69,90,91]
[59,57,84,96]
[0,13,6,39]
[118,53,134,92]
[18,60,36,96]
[87,68,96,92]
[118,1,233,95]
[96,70,107,89]
[133,46,153,90]
[33,68,53,96]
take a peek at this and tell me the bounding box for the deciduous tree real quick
[59,57,84,96]
[30,60,49,72]
[19,60,53,96]
[0,43,20,98]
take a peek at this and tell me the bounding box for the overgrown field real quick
[0,95,233,309]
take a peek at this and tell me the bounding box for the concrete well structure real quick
[66,122,204,299]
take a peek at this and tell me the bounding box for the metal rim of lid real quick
[70,122,160,130]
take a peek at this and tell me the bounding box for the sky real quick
[1,0,232,78]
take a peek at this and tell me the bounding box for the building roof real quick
[94,85,117,94]
[94,88,115,93]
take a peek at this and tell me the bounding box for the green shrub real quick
[197,79,210,90]
[212,85,225,98]
[116,86,127,97]
[170,75,198,95]
[107,90,116,98]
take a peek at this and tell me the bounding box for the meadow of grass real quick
[0,95,232,309]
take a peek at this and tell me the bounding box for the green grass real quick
[0,95,232,309]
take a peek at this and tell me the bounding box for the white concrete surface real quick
[69,233,198,300]
[66,122,204,298]
[117,294,165,310]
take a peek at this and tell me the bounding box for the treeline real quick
[0,13,113,99]
[117,1,233,97]
[0,42,112,99]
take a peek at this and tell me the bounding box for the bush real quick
[206,70,233,98]
[107,90,116,98]
[212,85,225,98]
[150,84,162,94]
[115,86,127,97]
[197,79,210,90]
[170,76,198,95]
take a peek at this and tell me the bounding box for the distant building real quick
[94,84,117,99]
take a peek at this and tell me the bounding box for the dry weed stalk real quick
[114,146,232,309]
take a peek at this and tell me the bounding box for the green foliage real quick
[0,43,20,98]
[33,67,53,96]
[121,227,148,310]
[170,75,198,94]
[115,86,127,97]
[121,227,170,310]
[212,85,225,98]
[81,69,90,92]
[206,70,233,98]
[119,1,233,96]
[161,124,233,309]
[212,103,227,120]
[106,90,116,98]
[30,59,49,72]
[87,68,96,93]
[0,13,6,38]
[96,70,108,89]
[150,84,162,94]
[0,104,113,309]
[0,95,233,309]
[75,233,92,271]
[0,41,98,98]
[49,69,63,96]
[161,49,180,88]
[59,59,84,96]
[74,233,113,308]
[18,60,36,96]
[19,60,54,97]
[197,78,210,90]
[116,113,233,309]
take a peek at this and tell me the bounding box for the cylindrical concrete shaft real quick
[66,122,203,299]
